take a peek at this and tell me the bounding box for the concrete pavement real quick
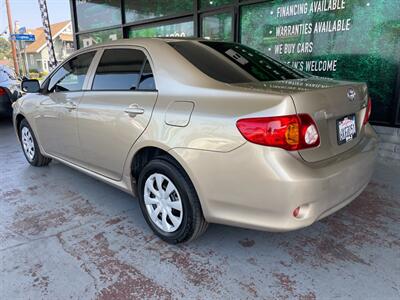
[1,118,399,299]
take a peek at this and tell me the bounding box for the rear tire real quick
[138,157,208,244]
[19,119,51,167]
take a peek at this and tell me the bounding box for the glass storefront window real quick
[77,29,123,48]
[69,0,400,125]
[200,0,234,10]
[129,21,194,38]
[240,1,400,124]
[125,0,193,23]
[202,12,233,41]
[75,0,121,31]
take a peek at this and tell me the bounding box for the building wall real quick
[26,38,74,73]
[39,48,50,72]
[53,38,63,62]
[26,48,49,73]
[27,53,40,72]
[69,0,400,128]
[25,23,73,73]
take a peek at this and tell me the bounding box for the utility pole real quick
[5,0,20,75]
[15,21,27,76]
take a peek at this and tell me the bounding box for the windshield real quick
[168,41,309,84]
[0,66,16,82]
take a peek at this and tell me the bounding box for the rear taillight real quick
[0,87,6,96]
[363,97,372,125]
[236,114,320,151]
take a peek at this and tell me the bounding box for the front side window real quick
[48,51,95,92]
[168,41,309,84]
[92,49,155,91]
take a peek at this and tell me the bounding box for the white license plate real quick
[337,114,357,145]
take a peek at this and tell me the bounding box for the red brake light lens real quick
[363,97,372,125]
[0,87,6,96]
[236,114,320,151]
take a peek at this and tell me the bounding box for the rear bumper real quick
[171,124,378,231]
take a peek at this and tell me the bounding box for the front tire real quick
[19,119,51,167]
[138,158,208,244]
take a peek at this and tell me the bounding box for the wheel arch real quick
[129,145,207,217]
[131,146,171,181]
[15,113,26,138]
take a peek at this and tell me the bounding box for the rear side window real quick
[48,51,95,92]
[92,49,155,91]
[138,60,156,90]
[168,41,308,84]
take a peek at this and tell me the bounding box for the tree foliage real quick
[0,38,11,60]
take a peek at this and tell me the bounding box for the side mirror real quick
[21,79,40,93]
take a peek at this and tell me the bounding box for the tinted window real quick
[125,0,192,23]
[75,0,121,31]
[78,28,122,49]
[48,52,95,92]
[200,0,233,9]
[202,12,233,42]
[129,20,194,38]
[138,60,156,90]
[92,49,146,91]
[168,41,308,84]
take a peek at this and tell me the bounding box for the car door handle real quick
[64,101,77,110]
[124,105,144,116]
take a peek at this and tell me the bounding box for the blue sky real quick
[0,0,71,34]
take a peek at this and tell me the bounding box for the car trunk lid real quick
[232,77,369,162]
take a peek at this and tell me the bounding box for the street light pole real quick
[5,0,20,75]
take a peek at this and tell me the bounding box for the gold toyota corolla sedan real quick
[13,38,378,244]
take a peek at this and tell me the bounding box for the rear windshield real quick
[168,41,309,84]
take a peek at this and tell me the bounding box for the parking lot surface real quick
[1,118,399,299]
